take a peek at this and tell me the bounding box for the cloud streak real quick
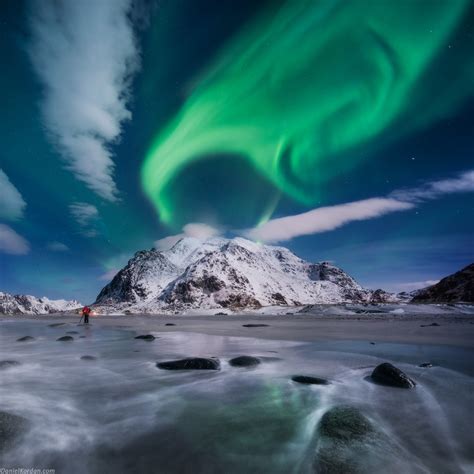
[0,224,30,255]
[28,0,141,201]
[0,170,26,220]
[69,202,100,237]
[248,169,474,243]
[154,223,220,251]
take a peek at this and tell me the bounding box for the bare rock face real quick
[412,263,474,303]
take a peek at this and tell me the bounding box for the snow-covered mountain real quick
[0,292,82,315]
[94,237,395,313]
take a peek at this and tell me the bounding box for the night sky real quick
[1,0,473,303]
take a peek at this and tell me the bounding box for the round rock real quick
[17,336,34,342]
[57,335,74,342]
[0,360,21,370]
[371,362,415,388]
[229,356,261,367]
[292,375,329,385]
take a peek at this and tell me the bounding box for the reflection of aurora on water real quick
[142,0,474,228]
[1,322,473,473]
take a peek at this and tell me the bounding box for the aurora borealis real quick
[142,0,473,227]
[1,0,473,302]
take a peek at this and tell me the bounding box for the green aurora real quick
[142,0,473,229]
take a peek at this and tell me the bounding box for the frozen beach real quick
[1,312,473,473]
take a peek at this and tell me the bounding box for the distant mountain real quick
[412,263,474,303]
[0,292,82,315]
[94,237,397,313]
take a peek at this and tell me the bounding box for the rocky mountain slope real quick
[412,263,474,303]
[94,237,396,313]
[0,292,82,315]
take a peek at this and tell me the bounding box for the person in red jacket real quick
[81,306,91,324]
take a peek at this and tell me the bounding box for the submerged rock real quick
[17,336,34,342]
[420,322,440,327]
[134,334,156,341]
[242,324,269,328]
[229,356,261,367]
[0,411,28,452]
[157,357,220,370]
[165,323,176,326]
[57,335,74,342]
[66,330,79,334]
[0,360,21,370]
[419,362,433,368]
[371,362,416,388]
[292,375,329,385]
[48,323,66,327]
[80,355,97,361]
[318,406,373,441]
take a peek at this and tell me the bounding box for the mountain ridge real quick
[94,237,397,313]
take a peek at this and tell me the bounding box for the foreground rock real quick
[57,335,74,342]
[0,360,21,370]
[0,411,28,452]
[314,406,382,473]
[17,336,34,342]
[229,356,261,367]
[371,362,416,388]
[157,358,220,370]
[242,324,269,328]
[292,375,329,385]
[134,334,156,341]
[80,355,97,361]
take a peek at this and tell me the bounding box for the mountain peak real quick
[94,238,392,313]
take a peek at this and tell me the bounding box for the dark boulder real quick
[229,356,261,367]
[17,336,34,342]
[371,362,415,388]
[48,323,66,327]
[134,334,156,341]
[420,322,440,327]
[157,357,220,370]
[0,360,21,370]
[57,335,74,342]
[165,323,176,326]
[242,324,269,328]
[292,375,329,385]
[318,406,373,441]
[0,411,28,452]
[214,312,227,316]
[66,331,79,334]
[80,355,97,361]
[419,362,433,368]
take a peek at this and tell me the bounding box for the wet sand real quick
[3,311,473,348]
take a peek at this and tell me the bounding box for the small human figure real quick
[81,306,91,324]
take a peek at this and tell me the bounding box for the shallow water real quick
[0,320,473,473]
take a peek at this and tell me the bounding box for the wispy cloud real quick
[390,169,474,202]
[0,224,30,255]
[155,223,220,251]
[394,280,440,292]
[28,0,142,201]
[69,202,100,237]
[47,241,69,252]
[0,170,26,220]
[247,198,413,242]
[248,169,474,243]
